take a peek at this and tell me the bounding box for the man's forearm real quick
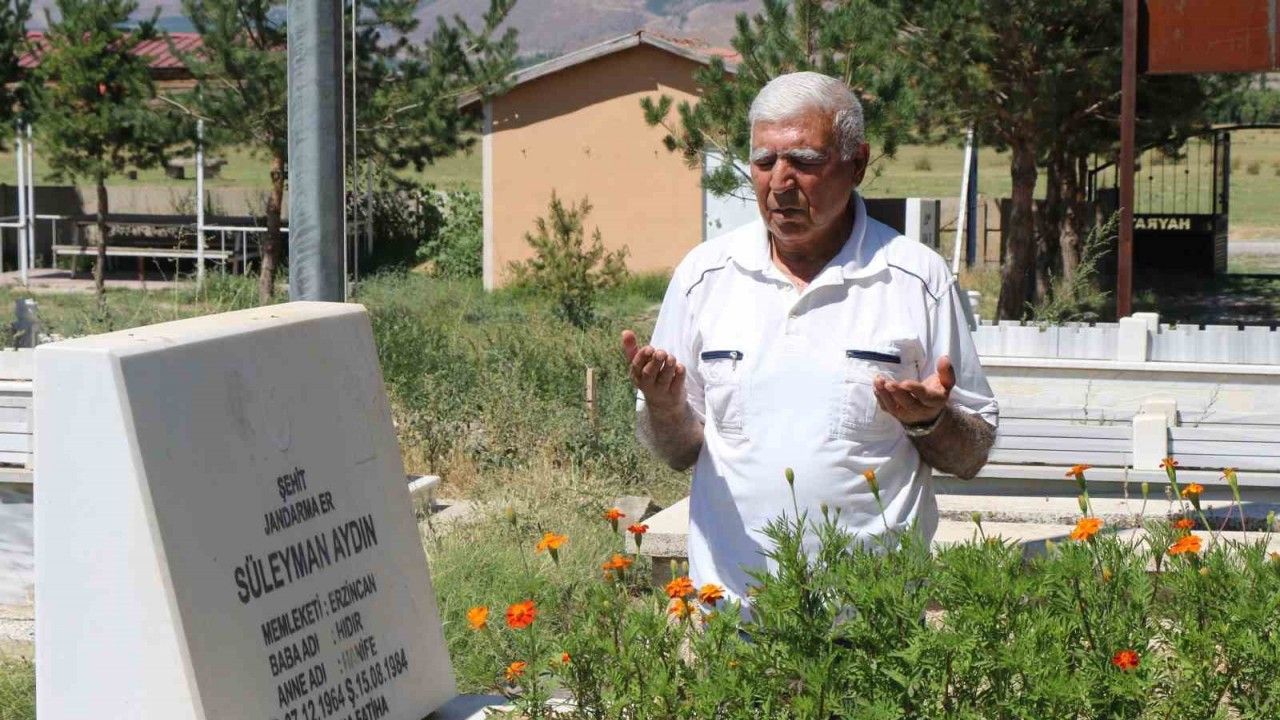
[909,405,995,479]
[636,402,704,471]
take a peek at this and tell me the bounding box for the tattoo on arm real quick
[909,405,996,479]
[636,402,704,471]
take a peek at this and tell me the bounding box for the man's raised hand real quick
[873,356,956,426]
[621,330,686,414]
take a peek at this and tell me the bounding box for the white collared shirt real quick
[640,195,998,607]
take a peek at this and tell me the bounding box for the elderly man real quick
[621,72,998,605]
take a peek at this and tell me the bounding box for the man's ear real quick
[850,142,871,187]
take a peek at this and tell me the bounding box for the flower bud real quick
[1267,510,1276,531]
[785,467,795,488]
[1077,494,1089,515]
[970,511,983,530]
[504,505,517,528]
[1141,481,1150,501]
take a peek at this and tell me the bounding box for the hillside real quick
[28,0,748,57]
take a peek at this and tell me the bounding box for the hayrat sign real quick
[1144,0,1279,74]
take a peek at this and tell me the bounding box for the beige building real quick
[468,32,737,289]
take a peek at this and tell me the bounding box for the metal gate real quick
[1089,129,1230,275]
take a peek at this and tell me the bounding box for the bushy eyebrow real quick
[749,147,830,164]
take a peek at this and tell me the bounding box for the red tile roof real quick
[19,31,204,72]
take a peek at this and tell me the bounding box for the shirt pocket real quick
[830,342,923,442]
[698,350,746,439]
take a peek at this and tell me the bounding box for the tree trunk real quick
[1057,155,1088,281]
[1036,157,1063,304]
[95,179,108,305]
[259,151,285,304]
[997,139,1038,320]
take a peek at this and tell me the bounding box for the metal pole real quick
[288,0,345,301]
[351,0,359,288]
[195,119,206,289]
[1118,0,1137,318]
[965,140,978,267]
[24,124,35,271]
[951,127,974,275]
[364,161,373,255]
[15,130,27,286]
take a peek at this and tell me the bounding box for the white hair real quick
[748,72,865,161]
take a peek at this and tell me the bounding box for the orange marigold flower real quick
[466,606,489,630]
[1070,517,1103,542]
[1173,517,1195,531]
[667,597,692,619]
[1066,464,1092,479]
[665,576,695,599]
[604,507,625,532]
[1111,649,1140,671]
[1168,534,1202,556]
[505,660,527,682]
[1160,457,1179,470]
[535,532,568,554]
[601,554,633,573]
[1180,483,1205,499]
[627,523,648,550]
[561,652,571,664]
[697,583,726,605]
[505,600,537,629]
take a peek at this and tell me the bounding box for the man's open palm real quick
[621,330,686,413]
[872,356,956,426]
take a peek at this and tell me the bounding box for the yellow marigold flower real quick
[466,605,489,630]
[505,660,527,682]
[697,583,725,605]
[1070,517,1103,542]
[1167,534,1202,556]
[665,576,695,599]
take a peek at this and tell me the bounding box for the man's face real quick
[749,109,869,251]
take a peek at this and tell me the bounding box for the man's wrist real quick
[902,407,946,437]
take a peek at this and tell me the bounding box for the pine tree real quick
[0,1,32,142]
[350,0,518,173]
[899,0,1221,319]
[33,0,182,302]
[176,0,518,303]
[642,0,917,198]
[175,0,287,304]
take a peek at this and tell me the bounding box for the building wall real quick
[486,44,706,287]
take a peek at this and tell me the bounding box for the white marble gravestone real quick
[35,302,456,720]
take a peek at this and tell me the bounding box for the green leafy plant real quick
[1029,211,1117,324]
[507,193,628,329]
[415,188,483,279]
[455,462,1280,718]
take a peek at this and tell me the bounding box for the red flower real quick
[627,523,648,550]
[561,652,571,664]
[505,600,537,629]
[1111,649,1140,671]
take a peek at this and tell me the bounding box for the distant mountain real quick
[26,0,748,57]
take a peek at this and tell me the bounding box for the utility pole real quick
[287,0,345,301]
[1117,0,1137,318]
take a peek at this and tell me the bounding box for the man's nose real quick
[769,160,797,194]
